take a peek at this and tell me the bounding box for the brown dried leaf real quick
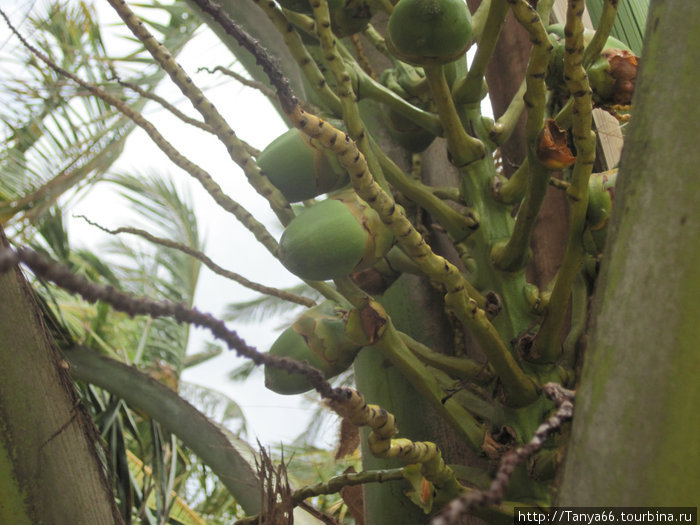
[339,467,365,525]
[604,49,638,105]
[256,444,294,524]
[335,417,361,460]
[537,119,576,170]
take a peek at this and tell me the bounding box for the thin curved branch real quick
[0,246,342,402]
[76,215,316,308]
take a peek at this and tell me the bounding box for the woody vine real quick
[0,0,648,523]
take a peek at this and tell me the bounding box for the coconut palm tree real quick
[2,1,697,524]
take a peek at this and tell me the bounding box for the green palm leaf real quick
[223,282,322,325]
[586,0,648,56]
[0,1,200,225]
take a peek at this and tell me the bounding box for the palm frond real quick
[184,341,223,369]
[125,449,207,525]
[0,0,201,225]
[586,0,648,56]
[226,360,257,383]
[179,381,247,437]
[108,171,203,306]
[223,282,322,325]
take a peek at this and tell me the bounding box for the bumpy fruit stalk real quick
[492,2,554,273]
[329,388,464,509]
[533,0,597,362]
[279,0,375,36]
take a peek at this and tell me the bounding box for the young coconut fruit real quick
[257,128,348,203]
[264,300,362,394]
[386,0,472,66]
[584,168,617,254]
[384,105,437,152]
[379,66,436,152]
[546,25,638,105]
[278,189,394,281]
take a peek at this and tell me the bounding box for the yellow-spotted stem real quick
[491,0,553,272]
[190,0,538,405]
[310,0,387,188]
[533,0,596,362]
[252,0,343,114]
[107,0,296,226]
[329,388,464,504]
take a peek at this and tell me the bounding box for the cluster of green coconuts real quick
[263,0,625,394]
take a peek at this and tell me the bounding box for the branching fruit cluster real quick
[1,0,637,522]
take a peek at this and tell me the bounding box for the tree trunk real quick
[0,228,122,524]
[556,1,700,504]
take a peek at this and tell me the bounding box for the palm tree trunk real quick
[0,228,122,524]
[556,1,700,504]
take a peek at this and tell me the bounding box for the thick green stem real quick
[533,0,596,362]
[253,0,342,114]
[372,138,481,246]
[490,79,526,146]
[444,288,538,405]
[470,0,493,42]
[583,0,620,67]
[454,0,510,104]
[311,0,387,188]
[424,65,485,166]
[492,0,552,272]
[351,63,443,136]
[377,322,487,451]
[398,331,494,382]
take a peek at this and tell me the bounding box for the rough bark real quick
[0,227,122,524]
[556,1,700,504]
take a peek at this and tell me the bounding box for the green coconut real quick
[387,0,472,66]
[584,169,617,254]
[546,25,638,104]
[264,301,362,394]
[384,107,437,152]
[257,129,347,203]
[278,189,394,281]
